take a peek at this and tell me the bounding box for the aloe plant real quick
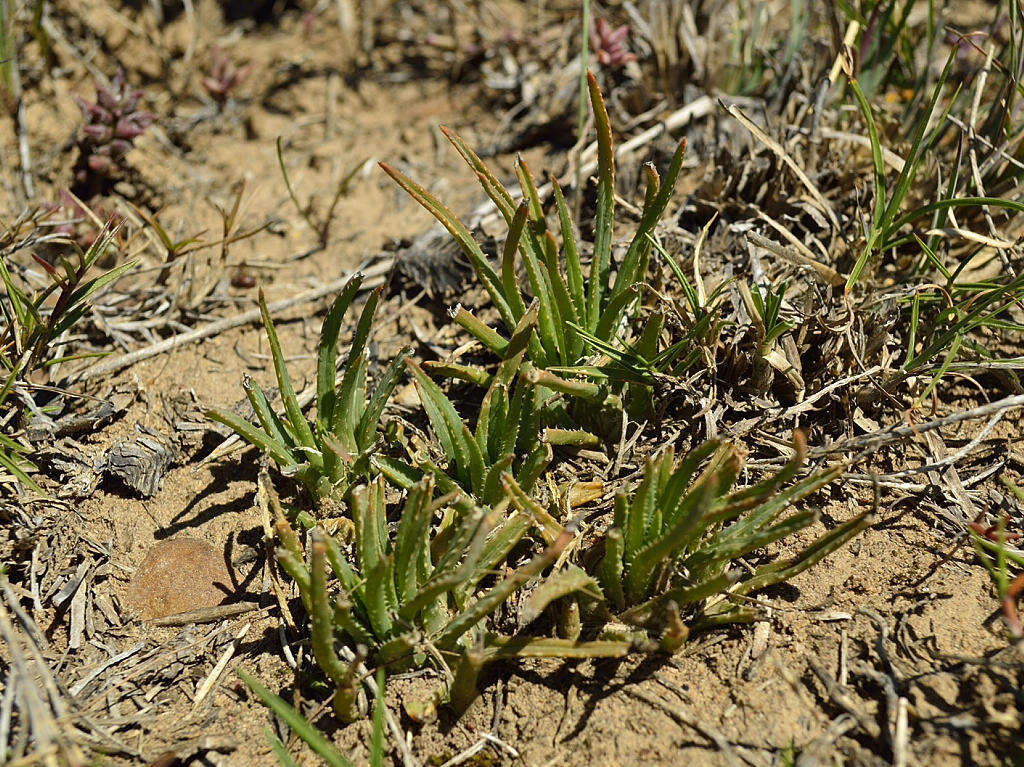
[592,433,871,647]
[269,474,628,717]
[381,73,685,379]
[208,274,410,504]
[373,304,597,509]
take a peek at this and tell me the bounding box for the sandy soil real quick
[2,2,1023,766]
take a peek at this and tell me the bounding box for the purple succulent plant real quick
[74,70,154,188]
[42,191,124,252]
[590,18,638,68]
[201,46,253,103]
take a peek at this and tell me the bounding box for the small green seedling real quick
[270,474,627,716]
[208,274,410,504]
[0,223,134,489]
[594,433,871,646]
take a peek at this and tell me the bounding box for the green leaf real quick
[52,259,136,337]
[611,137,687,299]
[436,528,569,648]
[370,669,387,767]
[357,345,412,448]
[238,668,354,767]
[380,163,515,329]
[258,291,317,451]
[394,477,435,603]
[309,531,351,686]
[518,565,601,626]
[206,407,297,470]
[483,634,630,660]
[598,525,626,612]
[551,178,585,336]
[406,359,466,476]
[501,202,530,319]
[587,71,615,332]
[317,275,364,432]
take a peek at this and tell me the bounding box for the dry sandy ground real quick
[1,2,1022,766]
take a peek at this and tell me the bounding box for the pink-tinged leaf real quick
[608,25,630,45]
[87,155,111,173]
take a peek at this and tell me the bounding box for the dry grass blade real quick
[723,101,840,228]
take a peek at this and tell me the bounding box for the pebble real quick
[126,537,234,620]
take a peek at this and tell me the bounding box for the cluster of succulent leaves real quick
[214,76,867,730]
[73,70,153,193]
[595,435,870,643]
[208,274,410,506]
[266,471,626,720]
[382,73,687,421]
[202,45,253,104]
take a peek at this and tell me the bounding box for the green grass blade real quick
[848,76,887,235]
[598,526,626,612]
[52,260,136,337]
[611,138,688,299]
[587,71,615,332]
[265,729,302,767]
[883,197,1024,245]
[237,668,354,767]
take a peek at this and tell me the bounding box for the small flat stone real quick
[126,538,234,620]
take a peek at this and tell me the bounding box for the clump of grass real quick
[841,50,1024,399]
[0,222,134,489]
[838,0,933,100]
[845,54,1024,291]
[207,274,410,505]
[42,191,125,255]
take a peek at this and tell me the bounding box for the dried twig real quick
[71,259,392,381]
[148,601,262,627]
[723,102,840,229]
[192,621,252,710]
